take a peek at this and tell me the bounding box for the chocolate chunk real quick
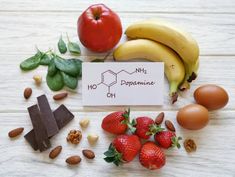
[37,95,59,137]
[25,104,74,151]
[54,104,74,129]
[24,130,38,150]
[27,105,51,152]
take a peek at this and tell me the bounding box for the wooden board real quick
[0,0,235,176]
[1,111,235,177]
[0,12,235,55]
[0,0,235,13]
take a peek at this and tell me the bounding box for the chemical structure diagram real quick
[87,68,147,98]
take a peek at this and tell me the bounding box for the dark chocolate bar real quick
[37,95,59,137]
[24,104,74,151]
[27,105,51,152]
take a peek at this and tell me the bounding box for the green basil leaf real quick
[39,53,51,66]
[47,58,58,76]
[20,51,42,71]
[54,56,80,77]
[58,35,67,54]
[46,71,64,91]
[68,42,81,55]
[91,58,105,62]
[61,72,78,89]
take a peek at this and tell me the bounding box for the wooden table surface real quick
[0,0,235,177]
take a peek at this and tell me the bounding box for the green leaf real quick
[39,53,51,66]
[122,108,130,119]
[104,157,115,163]
[113,160,121,166]
[171,136,182,149]
[148,124,164,136]
[69,58,82,77]
[68,42,81,55]
[66,33,80,55]
[104,150,115,157]
[54,56,80,77]
[20,51,42,71]
[58,35,67,54]
[46,71,64,91]
[47,58,58,76]
[61,72,78,89]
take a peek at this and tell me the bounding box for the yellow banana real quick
[113,39,185,103]
[125,19,200,90]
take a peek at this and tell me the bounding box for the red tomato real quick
[77,4,122,53]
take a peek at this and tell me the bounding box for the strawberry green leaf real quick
[147,124,164,135]
[104,150,115,157]
[126,119,137,133]
[113,160,120,166]
[171,136,182,149]
[103,144,123,166]
[104,157,115,163]
[122,108,130,119]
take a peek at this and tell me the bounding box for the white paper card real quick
[82,62,164,106]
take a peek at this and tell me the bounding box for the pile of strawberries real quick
[101,109,182,170]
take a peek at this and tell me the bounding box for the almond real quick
[82,149,95,159]
[8,127,24,138]
[165,120,176,132]
[53,92,68,100]
[24,87,32,99]
[66,155,81,165]
[49,146,62,159]
[155,112,164,125]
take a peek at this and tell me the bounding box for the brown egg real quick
[194,84,229,110]
[177,104,209,130]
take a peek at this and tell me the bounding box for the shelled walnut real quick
[67,130,82,144]
[184,139,197,153]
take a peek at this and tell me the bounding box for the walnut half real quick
[184,139,197,153]
[67,130,82,144]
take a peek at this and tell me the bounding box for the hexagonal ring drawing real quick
[101,70,117,87]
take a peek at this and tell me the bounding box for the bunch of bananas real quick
[113,19,200,103]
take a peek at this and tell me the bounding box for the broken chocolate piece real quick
[37,95,59,137]
[54,104,74,129]
[24,130,38,150]
[24,104,74,151]
[28,105,51,152]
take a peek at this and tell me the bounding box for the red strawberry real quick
[101,109,130,135]
[133,117,164,139]
[104,135,141,166]
[154,131,182,149]
[139,142,166,170]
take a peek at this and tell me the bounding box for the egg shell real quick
[177,104,209,130]
[194,84,229,110]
